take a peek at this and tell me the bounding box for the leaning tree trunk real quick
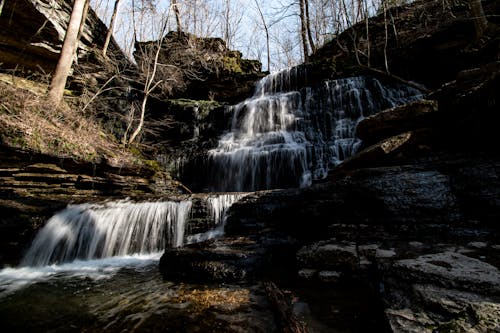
[47,0,88,106]
[103,0,121,57]
[304,0,316,54]
[172,0,182,33]
[469,0,488,39]
[299,0,310,62]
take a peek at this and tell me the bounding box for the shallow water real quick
[0,258,275,332]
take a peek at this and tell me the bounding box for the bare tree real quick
[254,0,271,71]
[103,0,121,57]
[304,0,316,53]
[469,0,488,39]
[0,0,6,17]
[382,0,390,73]
[124,6,171,145]
[172,0,182,33]
[299,0,310,61]
[48,0,88,106]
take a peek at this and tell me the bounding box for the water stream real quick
[0,195,244,296]
[1,68,423,331]
[207,71,422,191]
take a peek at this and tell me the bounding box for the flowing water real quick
[207,71,422,191]
[0,195,244,295]
[1,68,423,331]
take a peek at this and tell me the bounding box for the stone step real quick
[13,173,79,183]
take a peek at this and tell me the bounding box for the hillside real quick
[0,0,499,332]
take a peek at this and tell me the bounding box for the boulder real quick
[356,100,439,145]
[392,252,500,295]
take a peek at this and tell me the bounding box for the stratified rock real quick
[0,0,124,73]
[134,31,264,103]
[392,252,500,295]
[340,130,434,170]
[356,100,439,145]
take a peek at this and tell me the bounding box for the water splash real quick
[208,71,422,191]
[21,200,192,267]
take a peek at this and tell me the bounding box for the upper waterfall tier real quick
[207,71,422,192]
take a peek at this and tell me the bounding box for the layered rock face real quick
[134,31,265,104]
[0,145,178,265]
[0,0,124,74]
[160,60,500,333]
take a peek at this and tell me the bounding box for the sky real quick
[90,0,397,72]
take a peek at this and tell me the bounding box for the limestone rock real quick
[0,0,124,73]
[340,130,434,170]
[297,241,358,272]
[356,100,438,145]
[393,252,500,295]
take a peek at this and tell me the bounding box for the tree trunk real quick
[172,0,182,33]
[47,0,88,106]
[299,0,310,62]
[103,0,121,57]
[224,0,231,48]
[0,0,6,17]
[304,0,316,54]
[254,0,270,71]
[469,0,488,39]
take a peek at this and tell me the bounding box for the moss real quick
[168,99,223,118]
[222,55,243,73]
[143,159,162,172]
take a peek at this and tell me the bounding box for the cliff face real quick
[0,0,125,74]
[160,1,500,331]
[310,0,500,89]
[134,31,265,104]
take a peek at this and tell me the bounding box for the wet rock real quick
[384,274,500,332]
[160,237,264,283]
[385,308,435,333]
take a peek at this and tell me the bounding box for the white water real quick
[208,70,422,191]
[21,200,193,267]
[0,253,161,296]
[0,194,247,295]
[186,193,247,244]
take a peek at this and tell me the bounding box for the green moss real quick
[222,56,243,73]
[169,99,223,118]
[143,159,162,172]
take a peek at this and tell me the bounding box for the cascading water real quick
[207,69,422,192]
[0,194,245,295]
[186,193,247,244]
[21,200,193,267]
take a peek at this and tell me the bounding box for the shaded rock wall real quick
[311,0,500,89]
[0,0,125,74]
[0,145,178,265]
[134,31,265,104]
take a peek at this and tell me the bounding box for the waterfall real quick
[207,71,422,192]
[207,193,247,226]
[21,200,192,267]
[186,193,246,244]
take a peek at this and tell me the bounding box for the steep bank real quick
[160,0,500,331]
